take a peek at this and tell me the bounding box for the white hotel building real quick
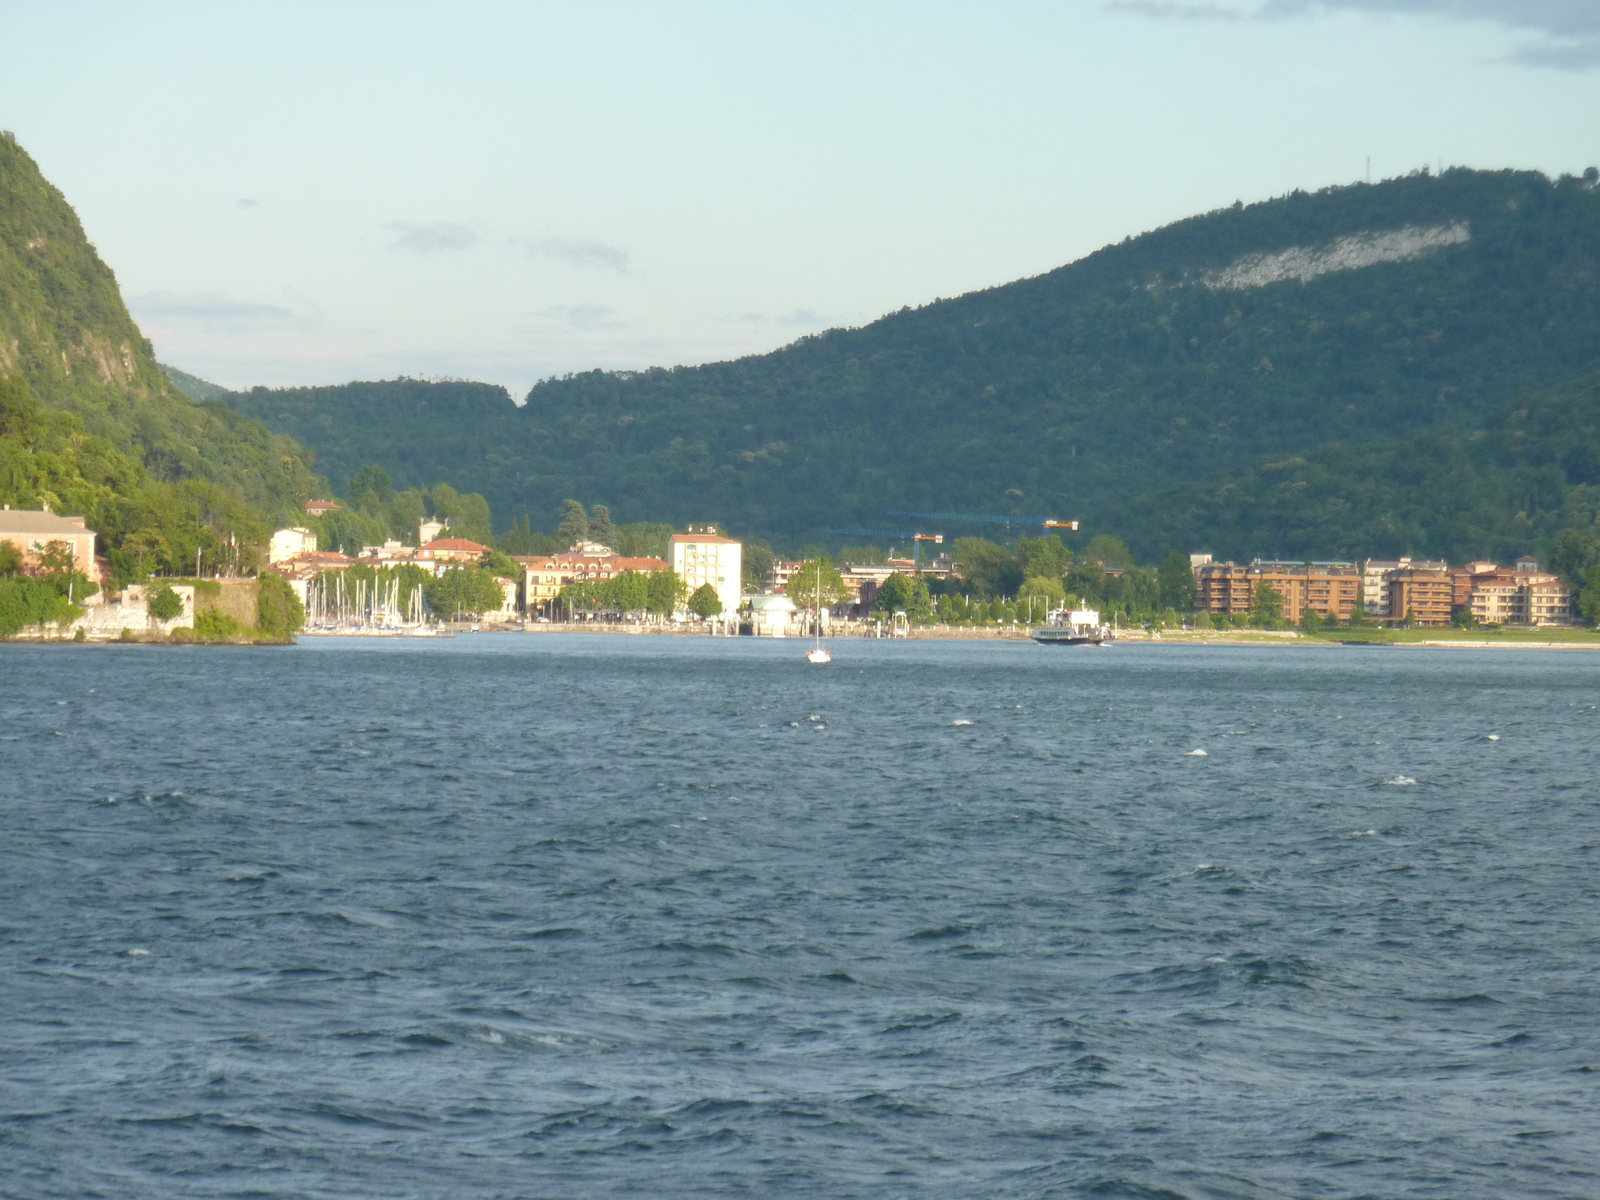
[670,531,742,617]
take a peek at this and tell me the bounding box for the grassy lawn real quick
[1309,626,1600,645]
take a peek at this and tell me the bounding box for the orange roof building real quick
[416,538,491,565]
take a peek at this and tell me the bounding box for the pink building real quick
[0,505,97,578]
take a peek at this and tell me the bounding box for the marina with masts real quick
[303,572,443,636]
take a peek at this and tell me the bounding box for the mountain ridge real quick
[222,166,1600,561]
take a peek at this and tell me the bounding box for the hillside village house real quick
[304,499,342,517]
[269,527,319,564]
[415,537,491,567]
[671,530,742,616]
[0,505,97,579]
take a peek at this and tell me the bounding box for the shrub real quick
[257,574,305,638]
[194,609,245,639]
[148,585,183,622]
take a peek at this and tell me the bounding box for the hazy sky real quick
[2,1,1596,396]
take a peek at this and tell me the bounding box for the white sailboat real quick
[805,559,831,663]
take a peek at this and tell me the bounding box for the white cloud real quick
[727,308,828,328]
[127,291,311,334]
[527,236,629,272]
[1108,0,1600,67]
[388,221,481,253]
[538,304,630,330]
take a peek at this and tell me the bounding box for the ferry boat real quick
[1029,607,1114,646]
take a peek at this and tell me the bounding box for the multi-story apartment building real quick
[1454,559,1573,626]
[1193,561,1361,623]
[1521,577,1574,625]
[1387,567,1453,625]
[1194,561,1255,618]
[670,530,742,617]
[1362,557,1449,616]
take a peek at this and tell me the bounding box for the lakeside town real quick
[2,497,1593,641]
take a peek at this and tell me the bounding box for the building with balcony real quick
[670,530,741,617]
[1387,568,1453,625]
[1362,557,1449,616]
[1194,560,1362,623]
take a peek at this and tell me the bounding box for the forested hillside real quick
[224,167,1600,562]
[0,132,323,579]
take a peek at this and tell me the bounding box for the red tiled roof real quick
[420,538,490,553]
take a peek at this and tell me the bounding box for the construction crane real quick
[810,527,944,571]
[886,510,1079,531]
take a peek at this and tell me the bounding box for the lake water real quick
[3,635,1598,1199]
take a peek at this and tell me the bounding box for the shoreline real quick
[10,623,1595,650]
[299,623,1600,650]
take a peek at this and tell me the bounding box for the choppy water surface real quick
[3,636,1599,1199]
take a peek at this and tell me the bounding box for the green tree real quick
[346,463,394,509]
[1193,609,1214,629]
[1551,528,1600,623]
[787,556,849,611]
[688,582,723,619]
[1247,580,1286,628]
[1065,559,1105,604]
[613,522,673,560]
[0,540,20,576]
[425,566,505,619]
[1017,575,1066,621]
[741,539,776,590]
[1580,563,1600,626]
[0,375,45,442]
[480,548,521,578]
[952,537,1022,598]
[876,571,933,621]
[1084,534,1133,569]
[1158,551,1196,611]
[0,577,73,638]
[647,568,688,615]
[36,539,95,603]
[257,574,305,638]
[588,504,616,548]
[608,569,649,614]
[148,585,184,621]
[1120,566,1160,617]
[1016,534,1072,582]
[389,488,428,544]
[557,499,588,547]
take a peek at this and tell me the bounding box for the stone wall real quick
[72,584,195,640]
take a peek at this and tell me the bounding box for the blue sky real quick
[2,1,1596,395]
